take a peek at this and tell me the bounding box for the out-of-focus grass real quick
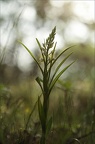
[0,77,95,144]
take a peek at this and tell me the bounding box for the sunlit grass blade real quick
[0,48,6,64]
[49,60,76,94]
[36,38,42,51]
[19,41,43,74]
[71,138,81,144]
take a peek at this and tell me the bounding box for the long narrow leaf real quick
[49,60,76,94]
[25,93,42,130]
[49,52,73,85]
[36,38,42,51]
[19,41,43,74]
[38,97,45,131]
[46,117,52,136]
[51,45,75,68]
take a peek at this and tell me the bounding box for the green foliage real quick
[19,27,75,144]
[0,26,94,144]
[46,117,52,136]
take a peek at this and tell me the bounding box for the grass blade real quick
[49,52,73,85]
[38,96,45,131]
[49,60,76,94]
[51,45,75,68]
[46,117,52,136]
[19,41,43,74]
[36,38,42,51]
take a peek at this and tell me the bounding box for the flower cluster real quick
[40,27,56,65]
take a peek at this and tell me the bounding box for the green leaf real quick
[38,96,45,131]
[51,45,75,68]
[50,52,73,84]
[36,77,43,93]
[36,38,42,51]
[18,41,43,74]
[38,96,42,121]
[49,60,76,94]
[46,117,52,136]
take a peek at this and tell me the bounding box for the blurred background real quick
[0,0,95,143]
